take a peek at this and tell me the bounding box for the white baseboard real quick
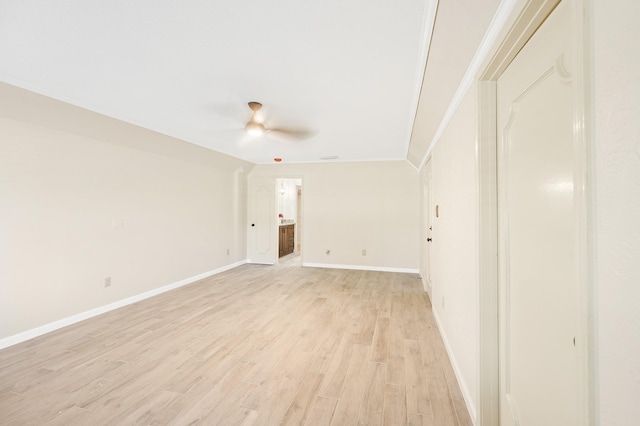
[432,308,477,425]
[420,275,433,298]
[0,259,248,351]
[302,262,419,274]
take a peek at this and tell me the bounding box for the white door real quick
[497,1,578,425]
[423,161,433,293]
[247,176,277,264]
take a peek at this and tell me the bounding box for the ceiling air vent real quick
[320,155,339,160]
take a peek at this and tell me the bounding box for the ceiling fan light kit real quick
[245,121,265,136]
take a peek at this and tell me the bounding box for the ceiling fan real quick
[243,101,313,140]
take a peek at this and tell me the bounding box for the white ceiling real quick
[0,0,434,164]
[0,1,504,165]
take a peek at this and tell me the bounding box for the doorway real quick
[247,176,304,265]
[276,178,302,260]
[476,0,591,424]
[497,1,578,423]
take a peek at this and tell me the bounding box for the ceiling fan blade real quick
[267,128,315,141]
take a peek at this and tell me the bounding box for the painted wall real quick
[0,83,253,343]
[593,0,640,423]
[407,0,502,167]
[250,161,420,272]
[427,87,479,419]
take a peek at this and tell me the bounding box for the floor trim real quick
[433,307,477,424]
[0,259,248,351]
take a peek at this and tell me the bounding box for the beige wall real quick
[0,84,253,342]
[250,161,420,271]
[426,87,479,418]
[593,0,640,422]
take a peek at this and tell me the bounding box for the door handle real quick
[427,238,432,242]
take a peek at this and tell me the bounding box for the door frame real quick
[421,160,433,297]
[476,0,594,424]
[247,174,305,265]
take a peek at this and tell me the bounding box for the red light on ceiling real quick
[274,157,282,162]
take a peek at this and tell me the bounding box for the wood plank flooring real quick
[0,256,472,425]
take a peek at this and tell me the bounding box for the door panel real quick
[497,1,578,425]
[247,177,276,264]
[423,162,433,293]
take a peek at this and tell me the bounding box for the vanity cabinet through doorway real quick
[279,224,295,258]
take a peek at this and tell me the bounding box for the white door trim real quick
[476,0,594,424]
[421,160,433,296]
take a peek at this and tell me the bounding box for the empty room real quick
[1,0,638,425]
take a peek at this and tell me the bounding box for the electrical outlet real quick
[362,249,367,256]
[226,248,230,255]
[326,249,331,255]
[104,277,111,288]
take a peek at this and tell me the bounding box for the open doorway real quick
[276,178,302,261]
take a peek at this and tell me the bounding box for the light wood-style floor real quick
[0,256,472,425]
